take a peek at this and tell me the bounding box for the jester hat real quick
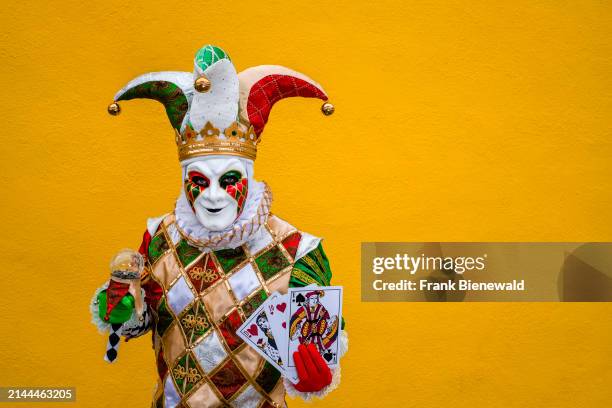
[108,45,334,161]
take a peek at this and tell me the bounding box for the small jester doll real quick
[100,249,146,362]
[90,45,347,407]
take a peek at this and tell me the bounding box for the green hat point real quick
[194,45,230,72]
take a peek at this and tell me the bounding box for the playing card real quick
[236,293,299,384]
[264,285,318,377]
[263,293,290,367]
[286,286,343,370]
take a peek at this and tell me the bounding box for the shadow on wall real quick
[558,243,612,301]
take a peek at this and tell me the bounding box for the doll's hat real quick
[108,45,333,162]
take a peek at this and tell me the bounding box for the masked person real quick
[90,45,347,407]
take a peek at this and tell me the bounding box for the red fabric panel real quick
[209,359,248,399]
[139,229,163,310]
[104,280,130,321]
[219,309,244,350]
[247,75,327,135]
[142,276,163,311]
[281,232,301,259]
[156,349,168,380]
[138,230,152,257]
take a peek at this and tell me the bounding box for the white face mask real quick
[183,157,249,231]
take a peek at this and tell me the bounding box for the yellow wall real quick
[1,1,611,406]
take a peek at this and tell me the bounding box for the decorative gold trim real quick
[275,235,296,263]
[238,275,269,308]
[228,381,253,403]
[266,266,293,288]
[224,122,244,140]
[264,221,298,246]
[170,351,206,401]
[301,255,327,284]
[313,248,326,270]
[249,255,272,297]
[290,267,319,286]
[175,121,259,161]
[241,243,272,296]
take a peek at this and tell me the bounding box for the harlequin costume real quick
[90,45,347,408]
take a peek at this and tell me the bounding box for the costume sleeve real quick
[289,243,345,329]
[289,242,333,287]
[284,242,349,401]
[90,230,160,340]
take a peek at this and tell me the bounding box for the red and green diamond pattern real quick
[172,352,205,395]
[178,300,212,345]
[151,218,305,407]
[185,254,221,293]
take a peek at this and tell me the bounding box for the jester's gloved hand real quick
[283,330,348,400]
[293,343,333,392]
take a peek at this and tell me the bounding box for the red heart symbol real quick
[282,322,287,329]
[246,324,258,336]
[276,303,287,313]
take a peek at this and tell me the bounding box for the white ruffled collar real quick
[174,181,272,251]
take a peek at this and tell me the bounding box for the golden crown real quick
[175,121,259,161]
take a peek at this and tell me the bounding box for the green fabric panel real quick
[173,353,188,392]
[176,239,201,268]
[179,301,211,344]
[194,45,230,71]
[214,247,246,273]
[242,289,268,318]
[156,297,174,337]
[289,243,345,329]
[289,243,332,287]
[254,246,291,280]
[255,361,281,393]
[148,232,169,263]
[117,81,188,130]
[97,290,135,324]
[172,353,203,394]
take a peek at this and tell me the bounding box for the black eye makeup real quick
[219,170,242,189]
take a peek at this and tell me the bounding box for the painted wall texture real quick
[1,0,611,406]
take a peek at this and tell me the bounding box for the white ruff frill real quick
[174,180,272,251]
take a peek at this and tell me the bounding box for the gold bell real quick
[107,102,121,116]
[194,75,211,93]
[321,102,335,116]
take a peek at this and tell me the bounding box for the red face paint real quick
[220,171,248,217]
[184,171,210,209]
[225,178,248,216]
